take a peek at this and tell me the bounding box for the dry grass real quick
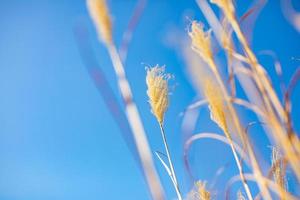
[271,147,287,200]
[186,181,211,200]
[86,0,300,199]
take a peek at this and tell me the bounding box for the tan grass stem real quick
[87,1,166,198]
[209,49,271,200]
[159,123,183,200]
[145,66,182,200]
[86,0,112,45]
[203,78,254,200]
[106,44,164,200]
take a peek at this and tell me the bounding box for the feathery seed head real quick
[146,66,171,124]
[188,21,213,65]
[186,181,211,200]
[87,0,112,45]
[196,181,211,200]
[271,147,287,191]
[204,78,229,135]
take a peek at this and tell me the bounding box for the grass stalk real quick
[106,43,165,200]
[159,123,183,200]
[229,16,300,182]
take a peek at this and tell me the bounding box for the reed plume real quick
[188,19,257,199]
[146,66,171,124]
[186,181,211,200]
[188,21,214,69]
[271,147,287,199]
[203,78,229,137]
[188,15,274,199]
[146,65,182,200]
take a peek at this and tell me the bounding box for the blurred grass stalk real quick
[86,0,165,199]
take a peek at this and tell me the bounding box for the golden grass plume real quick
[146,65,171,124]
[186,181,211,200]
[86,0,112,44]
[271,147,287,194]
[188,21,213,66]
[203,78,229,136]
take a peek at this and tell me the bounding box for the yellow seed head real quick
[188,21,213,65]
[187,181,211,200]
[203,78,229,135]
[271,147,286,192]
[86,0,112,44]
[146,66,171,124]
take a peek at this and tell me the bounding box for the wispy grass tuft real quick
[146,66,171,124]
[186,181,211,200]
[146,65,182,200]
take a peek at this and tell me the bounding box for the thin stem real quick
[106,42,165,200]
[226,132,253,200]
[159,122,182,200]
[211,62,267,200]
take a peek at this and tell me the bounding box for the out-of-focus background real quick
[0,0,299,199]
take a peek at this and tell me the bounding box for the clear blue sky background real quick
[0,0,299,199]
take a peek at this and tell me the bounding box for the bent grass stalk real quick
[184,132,250,168]
[212,0,300,182]
[227,173,298,200]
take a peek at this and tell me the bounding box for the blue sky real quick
[0,0,299,199]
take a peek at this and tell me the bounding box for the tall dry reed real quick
[86,1,164,199]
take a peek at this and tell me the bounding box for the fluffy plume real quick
[203,78,229,136]
[186,181,211,200]
[146,66,171,123]
[188,21,213,65]
[86,0,112,44]
[271,147,287,194]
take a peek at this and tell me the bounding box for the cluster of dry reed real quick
[85,0,299,199]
